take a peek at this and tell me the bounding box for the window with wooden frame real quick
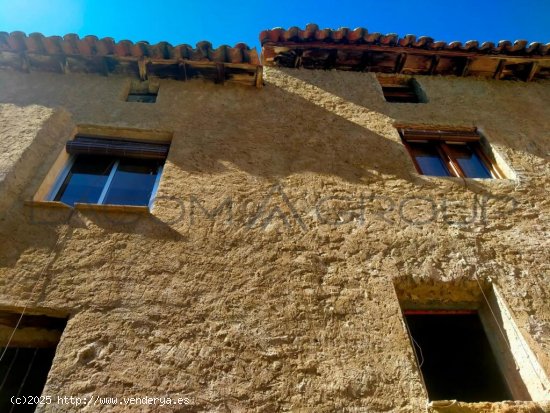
[47,136,169,208]
[378,77,425,103]
[399,127,504,179]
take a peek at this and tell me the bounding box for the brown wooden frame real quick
[399,127,505,179]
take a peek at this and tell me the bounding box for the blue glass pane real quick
[409,143,451,177]
[55,155,113,206]
[450,144,492,178]
[103,158,161,206]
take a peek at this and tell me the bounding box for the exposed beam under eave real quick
[0,51,263,87]
[262,42,550,81]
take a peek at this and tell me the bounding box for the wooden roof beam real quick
[526,61,539,81]
[138,57,148,81]
[493,59,506,79]
[395,53,407,74]
[460,57,471,77]
[428,55,440,75]
[215,63,225,84]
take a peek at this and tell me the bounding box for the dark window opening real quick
[0,313,67,413]
[379,78,424,103]
[126,81,159,103]
[404,311,512,402]
[126,93,157,103]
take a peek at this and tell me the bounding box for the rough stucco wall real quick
[0,104,53,186]
[0,67,548,413]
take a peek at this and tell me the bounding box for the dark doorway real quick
[404,311,512,402]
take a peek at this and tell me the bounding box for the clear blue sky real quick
[1,0,549,50]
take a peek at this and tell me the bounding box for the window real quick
[0,312,67,413]
[395,280,550,403]
[404,310,512,402]
[379,77,424,103]
[48,136,169,208]
[126,80,159,103]
[399,128,504,178]
[126,92,157,103]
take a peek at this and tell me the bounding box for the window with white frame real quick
[48,136,169,208]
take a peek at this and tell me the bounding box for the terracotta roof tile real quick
[0,31,260,64]
[260,24,550,81]
[0,31,261,87]
[260,24,550,56]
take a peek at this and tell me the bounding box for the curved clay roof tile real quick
[331,28,348,42]
[247,48,260,65]
[479,41,495,52]
[26,33,46,53]
[398,34,416,47]
[82,35,100,55]
[171,44,192,59]
[496,40,512,52]
[114,40,133,57]
[315,28,332,41]
[228,45,244,63]
[525,42,541,54]
[95,37,115,55]
[194,41,213,60]
[0,32,10,51]
[8,31,27,51]
[510,40,528,52]
[75,38,93,56]
[365,32,382,44]
[303,23,319,40]
[132,42,150,58]
[463,40,479,51]
[429,40,447,50]
[41,36,63,54]
[446,41,463,50]
[211,45,228,62]
[379,33,398,46]
[283,26,301,42]
[62,34,81,55]
[154,42,173,59]
[413,36,434,48]
[347,27,365,43]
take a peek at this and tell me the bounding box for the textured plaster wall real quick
[0,67,548,413]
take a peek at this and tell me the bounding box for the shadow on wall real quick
[164,73,428,184]
[278,67,550,160]
[0,103,185,269]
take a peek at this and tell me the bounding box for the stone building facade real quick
[0,26,549,412]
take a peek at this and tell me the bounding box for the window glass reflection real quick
[54,155,114,206]
[103,158,161,206]
[409,142,451,177]
[449,144,492,178]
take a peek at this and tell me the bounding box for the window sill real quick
[428,400,549,412]
[74,203,150,214]
[25,200,151,214]
[413,174,517,184]
[24,200,72,209]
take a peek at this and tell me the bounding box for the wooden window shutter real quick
[66,136,170,160]
[400,128,480,142]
